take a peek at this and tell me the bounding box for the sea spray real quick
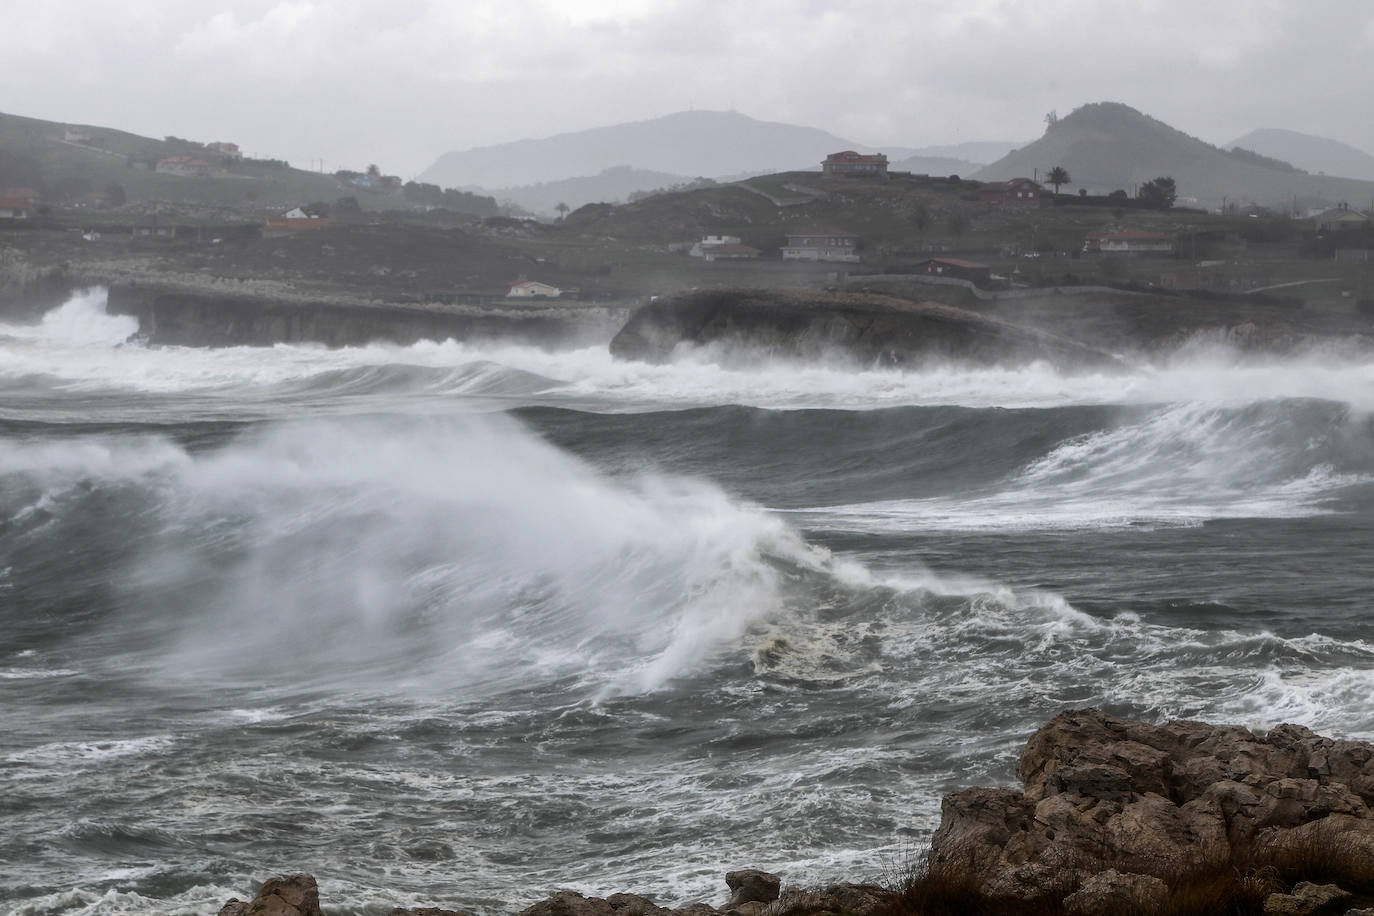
[71,412,817,697]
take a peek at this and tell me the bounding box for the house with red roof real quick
[822,151,889,179]
[0,193,36,219]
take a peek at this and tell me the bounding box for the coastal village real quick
[1,103,1373,353]
[4,111,1372,321]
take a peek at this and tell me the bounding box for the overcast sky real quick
[3,0,1372,179]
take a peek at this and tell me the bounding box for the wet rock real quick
[930,708,1374,903]
[724,870,781,907]
[667,904,716,916]
[517,890,616,916]
[1261,881,1353,915]
[1061,869,1168,915]
[218,874,325,916]
[609,288,1122,370]
[759,885,890,916]
[605,893,671,916]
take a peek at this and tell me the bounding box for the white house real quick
[155,156,213,178]
[1083,230,1176,255]
[782,227,860,262]
[506,280,562,298]
[689,234,742,257]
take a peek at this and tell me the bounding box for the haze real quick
[2,0,1372,178]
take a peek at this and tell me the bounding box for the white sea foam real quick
[7,289,1374,412]
[92,411,826,697]
[5,735,178,768]
[794,398,1371,531]
[3,883,241,916]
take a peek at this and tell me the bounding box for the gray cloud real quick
[2,0,1371,179]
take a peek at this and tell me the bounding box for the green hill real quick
[0,110,404,212]
[976,102,1374,211]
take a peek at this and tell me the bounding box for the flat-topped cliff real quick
[609,287,1123,369]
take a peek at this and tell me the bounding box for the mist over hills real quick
[976,102,1374,209]
[414,109,964,190]
[1227,128,1374,182]
[489,166,695,216]
[418,111,1021,213]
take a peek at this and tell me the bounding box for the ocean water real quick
[2,289,1373,915]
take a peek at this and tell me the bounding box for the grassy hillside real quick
[977,102,1374,211]
[0,110,405,212]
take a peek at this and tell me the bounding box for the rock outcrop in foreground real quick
[932,708,1374,911]
[608,288,1122,369]
[217,710,1374,916]
[215,870,888,916]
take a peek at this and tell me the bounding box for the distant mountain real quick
[1227,128,1374,182]
[419,110,906,189]
[887,154,984,177]
[975,102,1374,209]
[902,141,1020,165]
[490,166,696,215]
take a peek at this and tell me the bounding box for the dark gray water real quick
[3,290,1373,915]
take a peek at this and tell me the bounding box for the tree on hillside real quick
[1138,176,1177,208]
[556,202,569,220]
[366,163,381,179]
[1047,166,1070,195]
[947,212,969,238]
[911,203,930,246]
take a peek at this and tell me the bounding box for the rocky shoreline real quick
[212,710,1374,916]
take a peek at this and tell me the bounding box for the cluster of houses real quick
[685,228,865,263]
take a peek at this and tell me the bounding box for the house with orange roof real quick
[821,151,889,179]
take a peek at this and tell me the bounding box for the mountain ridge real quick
[975,101,1374,209]
[1227,127,1374,182]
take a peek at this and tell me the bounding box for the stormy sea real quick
[3,289,1373,915]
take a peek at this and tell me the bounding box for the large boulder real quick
[609,288,1121,369]
[724,870,781,907]
[931,708,1374,901]
[217,874,325,916]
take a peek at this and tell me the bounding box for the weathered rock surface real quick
[932,707,1374,901]
[723,869,781,907]
[1061,869,1168,914]
[105,283,625,348]
[217,874,325,916]
[1262,881,1354,915]
[608,287,1123,369]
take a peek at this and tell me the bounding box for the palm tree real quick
[1047,166,1070,196]
[556,202,569,220]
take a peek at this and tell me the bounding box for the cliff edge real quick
[608,288,1123,369]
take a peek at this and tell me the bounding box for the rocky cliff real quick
[608,288,1123,369]
[103,283,627,348]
